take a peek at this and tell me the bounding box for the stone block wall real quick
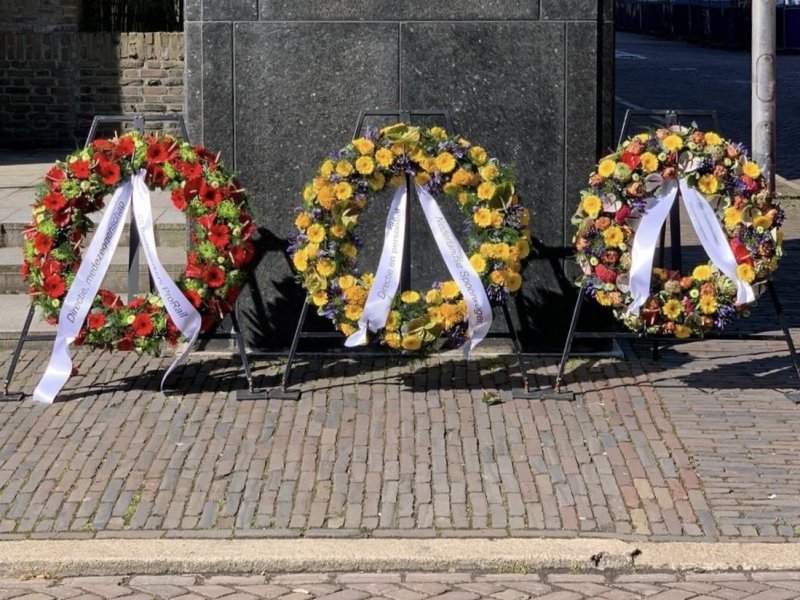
[0,32,184,148]
[186,0,615,351]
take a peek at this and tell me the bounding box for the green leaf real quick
[482,392,502,406]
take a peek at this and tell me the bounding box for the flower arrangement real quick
[573,126,783,337]
[289,123,532,352]
[21,131,256,354]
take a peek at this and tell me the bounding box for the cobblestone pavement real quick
[5,570,800,599]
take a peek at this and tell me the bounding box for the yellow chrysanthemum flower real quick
[302,184,316,203]
[355,156,375,175]
[307,224,326,243]
[470,146,488,165]
[430,126,447,140]
[724,207,743,228]
[479,164,499,181]
[581,194,601,218]
[443,181,459,194]
[451,168,473,187]
[441,281,460,299]
[597,159,616,178]
[699,294,718,315]
[457,192,470,205]
[473,207,493,228]
[338,275,355,290]
[420,157,437,173]
[292,250,308,272]
[368,172,385,191]
[335,181,353,200]
[345,304,363,320]
[425,289,442,304]
[490,270,505,285]
[675,325,692,339]
[375,147,394,168]
[339,323,356,336]
[317,185,336,210]
[305,242,320,256]
[752,214,773,230]
[435,152,457,173]
[491,211,503,227]
[494,243,511,261]
[697,174,719,195]
[401,335,422,351]
[331,224,346,238]
[662,299,683,320]
[336,161,353,177]
[341,243,357,259]
[316,259,336,277]
[602,226,624,248]
[469,254,487,273]
[427,306,443,325]
[477,181,496,201]
[320,159,335,177]
[704,132,723,146]
[504,271,522,292]
[352,138,374,155]
[385,331,401,348]
[736,262,755,283]
[692,264,713,281]
[663,134,684,152]
[640,152,659,173]
[516,238,531,259]
[595,292,613,306]
[401,290,421,303]
[742,161,761,178]
[385,310,401,331]
[311,290,328,307]
[415,172,431,186]
[295,213,312,230]
[343,286,367,306]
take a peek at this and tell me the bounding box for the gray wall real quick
[185,1,614,351]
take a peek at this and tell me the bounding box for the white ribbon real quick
[33,171,202,404]
[345,184,492,356]
[628,177,755,315]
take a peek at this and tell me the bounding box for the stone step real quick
[0,189,187,249]
[0,246,187,294]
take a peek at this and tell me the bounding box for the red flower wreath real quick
[21,131,257,354]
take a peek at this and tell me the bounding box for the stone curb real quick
[2,538,800,577]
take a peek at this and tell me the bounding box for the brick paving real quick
[5,570,800,599]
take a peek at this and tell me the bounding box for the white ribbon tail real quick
[678,179,755,305]
[415,185,492,357]
[627,179,679,316]
[129,171,203,391]
[344,185,408,347]
[33,177,135,404]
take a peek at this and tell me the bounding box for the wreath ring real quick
[573,126,783,337]
[21,131,256,354]
[289,123,532,352]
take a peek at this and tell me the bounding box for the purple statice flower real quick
[364,126,378,141]
[733,142,749,158]
[715,304,736,330]
[773,206,786,228]
[486,284,505,304]
[311,207,324,219]
[322,304,337,319]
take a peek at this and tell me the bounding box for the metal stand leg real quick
[766,281,800,404]
[265,299,308,400]
[230,308,270,401]
[2,305,36,400]
[553,284,585,396]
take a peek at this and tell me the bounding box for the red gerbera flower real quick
[146,141,169,164]
[171,189,187,211]
[52,209,71,227]
[203,265,226,288]
[131,313,155,337]
[129,297,146,309]
[33,232,54,255]
[99,289,123,309]
[196,213,216,230]
[97,159,121,186]
[87,312,106,330]
[595,264,618,284]
[183,289,203,308]
[41,259,61,278]
[46,166,66,186]
[200,181,222,208]
[177,160,203,180]
[230,242,255,268]
[146,163,168,188]
[184,178,203,200]
[43,274,66,298]
[208,224,230,250]
[115,136,135,158]
[69,159,91,179]
[20,262,30,278]
[620,151,640,170]
[43,192,67,213]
